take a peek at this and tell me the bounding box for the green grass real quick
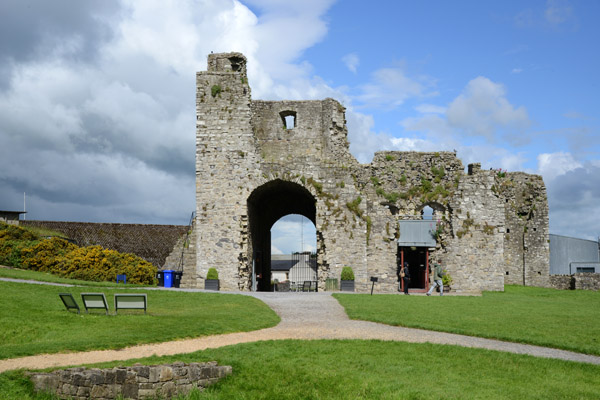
[0,280,279,360]
[334,285,600,356]
[3,340,600,399]
[0,266,149,287]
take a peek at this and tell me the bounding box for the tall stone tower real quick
[194,53,257,290]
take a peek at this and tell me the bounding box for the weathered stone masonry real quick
[28,362,232,400]
[187,52,550,293]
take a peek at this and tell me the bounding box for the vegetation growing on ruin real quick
[345,196,372,244]
[306,177,337,200]
[211,84,222,97]
[483,222,495,235]
[456,212,476,239]
[375,187,400,203]
[431,165,446,183]
[346,196,363,218]
[370,175,401,204]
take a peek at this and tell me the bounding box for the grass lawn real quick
[2,340,599,399]
[334,285,600,356]
[0,280,279,360]
[0,266,149,288]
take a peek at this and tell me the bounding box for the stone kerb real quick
[28,362,232,399]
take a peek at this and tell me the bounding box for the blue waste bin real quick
[163,270,174,288]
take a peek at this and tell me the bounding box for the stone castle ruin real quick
[181,52,549,294]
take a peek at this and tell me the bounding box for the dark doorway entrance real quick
[398,246,429,292]
[247,180,317,292]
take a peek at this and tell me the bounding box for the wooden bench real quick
[114,293,147,314]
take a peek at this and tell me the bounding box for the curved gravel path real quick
[0,284,599,373]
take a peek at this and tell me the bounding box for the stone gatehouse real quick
[182,52,549,294]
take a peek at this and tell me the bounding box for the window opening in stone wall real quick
[271,214,317,292]
[280,111,297,130]
[228,56,244,71]
[421,206,434,220]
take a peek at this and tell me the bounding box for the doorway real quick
[398,246,429,292]
[247,179,317,292]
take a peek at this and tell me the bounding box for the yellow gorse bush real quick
[21,237,77,272]
[1,223,157,285]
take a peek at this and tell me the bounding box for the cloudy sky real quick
[1,1,598,254]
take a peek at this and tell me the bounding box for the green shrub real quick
[0,223,41,267]
[207,267,219,280]
[442,270,453,286]
[341,266,355,281]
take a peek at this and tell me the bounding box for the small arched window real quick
[421,205,434,220]
[280,111,297,130]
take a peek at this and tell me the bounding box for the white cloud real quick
[537,152,582,181]
[537,153,600,240]
[0,0,339,224]
[346,110,398,163]
[271,215,316,254]
[355,66,433,110]
[446,76,530,141]
[271,244,283,255]
[342,53,359,73]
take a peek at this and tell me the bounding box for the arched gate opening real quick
[247,179,317,291]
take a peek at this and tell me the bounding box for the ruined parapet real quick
[251,98,355,167]
[495,172,550,287]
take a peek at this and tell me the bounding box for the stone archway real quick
[247,179,317,291]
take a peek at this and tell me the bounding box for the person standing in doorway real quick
[401,262,411,295]
[427,261,444,296]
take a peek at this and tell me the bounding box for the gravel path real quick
[1,281,599,373]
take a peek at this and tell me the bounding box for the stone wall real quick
[193,52,550,293]
[549,273,600,291]
[28,362,232,399]
[549,274,574,290]
[574,273,600,290]
[495,172,550,287]
[21,220,188,268]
